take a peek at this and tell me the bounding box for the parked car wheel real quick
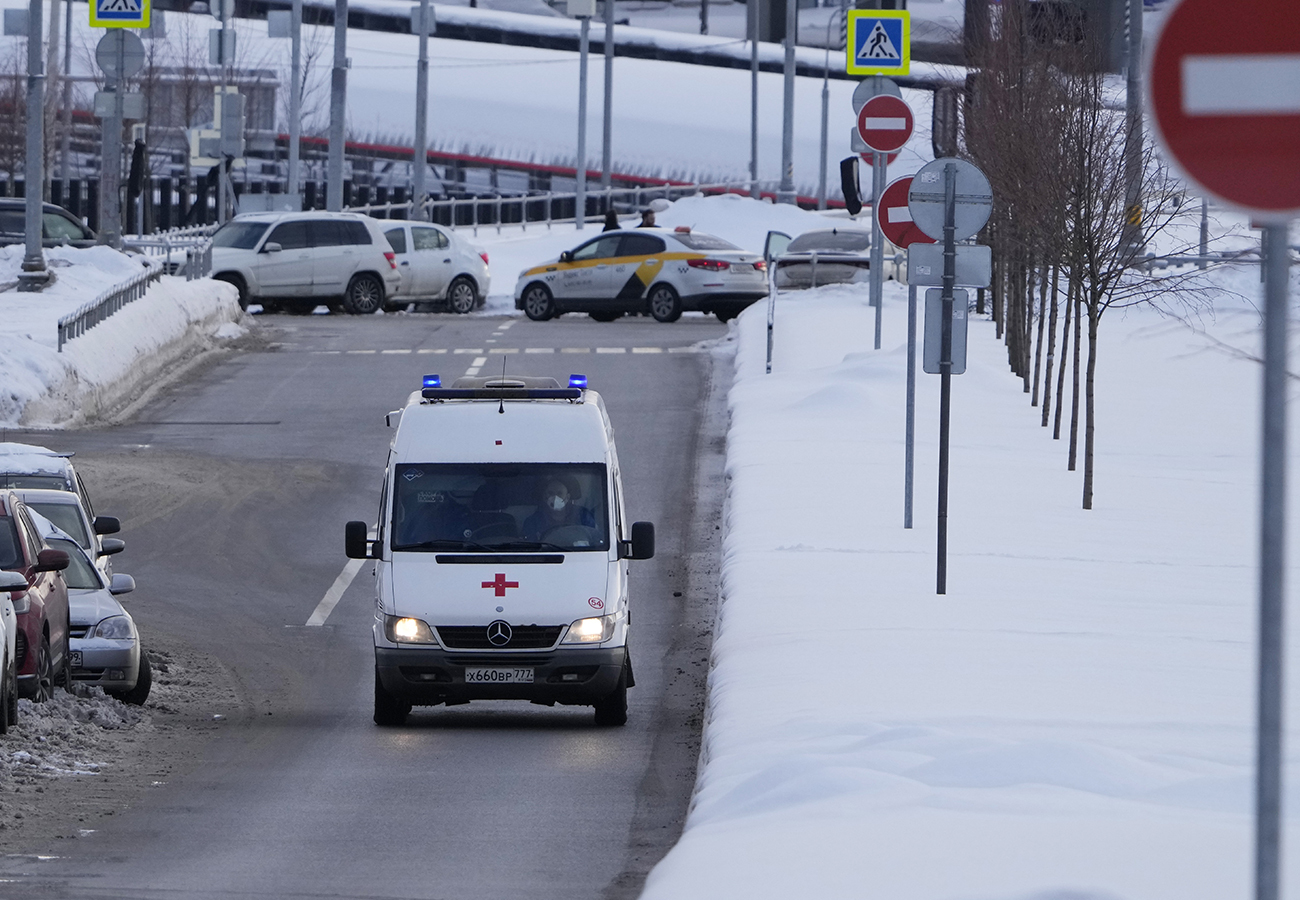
[522,283,556,321]
[344,274,385,315]
[213,273,248,311]
[447,276,478,314]
[32,636,54,703]
[593,663,628,726]
[648,284,682,323]
[373,668,411,726]
[107,651,151,706]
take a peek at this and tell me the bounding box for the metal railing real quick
[57,258,164,351]
[344,180,780,236]
[125,226,216,280]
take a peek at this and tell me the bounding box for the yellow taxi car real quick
[514,227,768,323]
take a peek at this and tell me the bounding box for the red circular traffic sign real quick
[876,176,935,248]
[856,95,913,154]
[1149,0,1300,218]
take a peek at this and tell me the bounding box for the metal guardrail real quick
[57,258,164,352]
[345,181,779,236]
[126,231,215,280]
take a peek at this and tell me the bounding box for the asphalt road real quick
[0,310,729,900]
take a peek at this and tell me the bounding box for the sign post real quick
[877,175,934,530]
[908,157,992,594]
[1148,4,1299,898]
[857,91,912,351]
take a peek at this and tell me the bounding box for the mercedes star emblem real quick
[486,620,513,647]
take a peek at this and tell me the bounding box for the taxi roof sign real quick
[846,10,910,77]
[91,0,150,29]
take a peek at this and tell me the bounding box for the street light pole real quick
[412,0,430,220]
[600,0,614,192]
[19,0,47,289]
[749,0,759,199]
[327,0,348,211]
[576,13,590,230]
[778,0,796,205]
[288,0,302,205]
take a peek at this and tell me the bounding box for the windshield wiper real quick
[391,538,496,552]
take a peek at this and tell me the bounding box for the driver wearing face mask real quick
[522,477,594,541]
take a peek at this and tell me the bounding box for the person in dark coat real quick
[602,210,620,231]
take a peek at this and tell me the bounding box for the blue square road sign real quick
[846,10,910,76]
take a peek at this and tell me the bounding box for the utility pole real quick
[778,0,796,204]
[19,0,47,289]
[600,0,613,191]
[1121,0,1143,259]
[59,0,71,183]
[327,0,348,211]
[412,0,430,220]
[218,0,233,223]
[100,31,124,247]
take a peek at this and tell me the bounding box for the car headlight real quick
[91,615,136,640]
[561,615,614,644]
[385,615,437,644]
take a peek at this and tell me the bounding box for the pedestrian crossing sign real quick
[846,10,909,76]
[90,0,150,29]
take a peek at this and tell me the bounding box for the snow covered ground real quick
[0,246,243,427]
[636,206,1299,899]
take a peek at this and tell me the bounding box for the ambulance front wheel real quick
[374,668,412,726]
[593,663,628,727]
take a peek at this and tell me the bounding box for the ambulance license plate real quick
[465,667,534,684]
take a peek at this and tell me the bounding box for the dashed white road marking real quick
[499,321,516,330]
[311,350,342,355]
[488,348,520,354]
[417,348,447,354]
[561,347,591,354]
[596,347,626,354]
[465,355,488,375]
[381,349,411,355]
[525,347,555,354]
[346,349,377,355]
[453,348,484,354]
[632,346,664,354]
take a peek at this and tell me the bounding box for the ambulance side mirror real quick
[621,521,655,560]
[345,520,374,559]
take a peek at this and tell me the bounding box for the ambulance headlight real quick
[385,615,437,644]
[561,615,614,644]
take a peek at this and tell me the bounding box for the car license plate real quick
[464,667,534,684]
[69,651,82,669]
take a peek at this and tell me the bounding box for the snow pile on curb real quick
[642,262,1292,898]
[1,691,151,785]
[0,244,243,428]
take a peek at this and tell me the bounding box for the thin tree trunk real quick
[1030,263,1048,403]
[1082,297,1099,509]
[1067,284,1082,470]
[1041,264,1060,426]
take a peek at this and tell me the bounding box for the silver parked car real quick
[38,529,148,706]
[16,488,122,581]
[381,220,491,313]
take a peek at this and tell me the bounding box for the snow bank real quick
[642,251,1298,898]
[0,246,244,428]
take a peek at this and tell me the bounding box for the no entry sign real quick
[1148,0,1300,218]
[876,177,934,248]
[856,94,913,154]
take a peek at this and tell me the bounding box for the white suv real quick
[210,211,402,315]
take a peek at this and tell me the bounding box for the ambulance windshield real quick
[391,463,610,553]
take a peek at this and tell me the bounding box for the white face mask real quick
[546,494,567,511]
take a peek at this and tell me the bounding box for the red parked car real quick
[0,491,71,701]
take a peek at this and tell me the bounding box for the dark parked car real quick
[0,491,71,701]
[0,199,97,248]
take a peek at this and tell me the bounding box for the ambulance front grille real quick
[435,625,564,650]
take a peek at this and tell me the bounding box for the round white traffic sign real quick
[95,31,146,79]
[907,158,993,242]
[856,94,913,154]
[877,176,935,248]
[851,75,901,114]
[1148,0,1300,218]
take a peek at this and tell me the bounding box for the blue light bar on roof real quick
[568,374,588,389]
[423,374,441,389]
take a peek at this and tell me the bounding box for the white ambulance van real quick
[345,374,655,727]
